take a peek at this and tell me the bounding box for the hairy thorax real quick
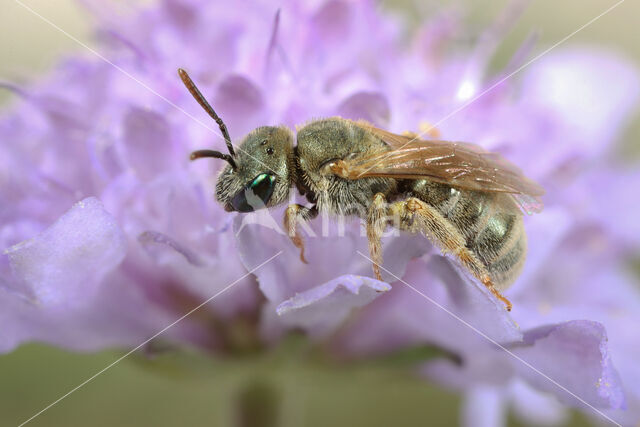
[295,118,396,217]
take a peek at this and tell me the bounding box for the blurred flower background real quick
[1,1,640,426]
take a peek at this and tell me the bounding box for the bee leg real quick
[283,204,318,264]
[366,193,389,281]
[389,197,513,311]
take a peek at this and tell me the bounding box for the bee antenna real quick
[190,149,237,170]
[178,68,236,157]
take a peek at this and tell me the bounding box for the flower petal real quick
[510,320,625,410]
[136,228,260,319]
[234,210,430,304]
[3,197,126,306]
[337,256,522,360]
[276,274,390,337]
[215,74,265,137]
[122,107,176,181]
[337,91,390,127]
[311,0,352,44]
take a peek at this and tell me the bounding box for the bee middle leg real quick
[389,197,513,311]
[283,204,318,264]
[366,193,389,281]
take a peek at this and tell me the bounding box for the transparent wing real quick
[332,121,545,214]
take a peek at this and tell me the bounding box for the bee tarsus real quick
[284,203,318,264]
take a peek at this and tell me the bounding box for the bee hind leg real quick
[389,197,513,311]
[366,193,389,281]
[283,204,318,264]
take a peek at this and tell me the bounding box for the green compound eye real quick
[251,173,275,189]
[230,173,276,212]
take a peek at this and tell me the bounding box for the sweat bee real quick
[178,68,545,311]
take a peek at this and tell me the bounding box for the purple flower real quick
[2,0,640,424]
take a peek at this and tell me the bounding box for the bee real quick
[178,68,544,311]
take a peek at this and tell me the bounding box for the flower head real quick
[2,0,640,424]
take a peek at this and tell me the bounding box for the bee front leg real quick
[283,204,318,264]
[366,193,389,281]
[389,197,513,311]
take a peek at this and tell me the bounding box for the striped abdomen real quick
[410,180,527,289]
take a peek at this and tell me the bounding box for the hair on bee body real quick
[178,68,545,311]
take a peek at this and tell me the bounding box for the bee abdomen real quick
[410,181,527,290]
[436,188,526,290]
[471,211,526,290]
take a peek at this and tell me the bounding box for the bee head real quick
[212,126,294,212]
[179,68,295,212]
